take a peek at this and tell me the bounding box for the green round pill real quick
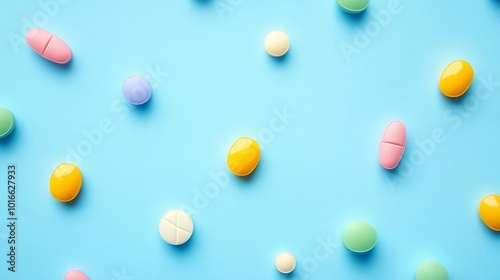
[415,261,449,280]
[341,220,377,253]
[0,107,14,139]
[337,0,369,13]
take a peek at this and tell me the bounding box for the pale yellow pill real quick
[275,252,296,274]
[264,31,290,57]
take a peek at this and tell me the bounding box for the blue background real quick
[1,0,500,279]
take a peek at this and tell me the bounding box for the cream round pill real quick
[275,252,296,274]
[159,209,194,245]
[264,31,290,57]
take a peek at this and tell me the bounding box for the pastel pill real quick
[26,28,72,64]
[49,163,83,202]
[227,137,261,176]
[415,260,449,280]
[379,121,406,169]
[439,60,474,98]
[342,220,377,253]
[122,75,152,105]
[159,209,194,245]
[478,194,500,231]
[0,107,15,139]
[64,270,89,280]
[337,0,369,13]
[275,252,296,274]
[264,31,290,57]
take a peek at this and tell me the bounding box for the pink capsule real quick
[26,28,72,64]
[379,121,406,169]
[64,269,89,280]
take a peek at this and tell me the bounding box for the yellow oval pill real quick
[439,60,474,98]
[227,137,261,176]
[50,163,83,202]
[478,194,500,231]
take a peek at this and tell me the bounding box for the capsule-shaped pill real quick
[379,121,406,169]
[26,28,72,64]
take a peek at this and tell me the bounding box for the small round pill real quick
[478,194,500,231]
[227,137,261,176]
[64,269,89,280]
[49,163,83,202]
[415,260,449,280]
[122,75,152,105]
[264,31,290,57]
[342,220,377,253]
[159,209,194,245]
[337,0,369,13]
[439,60,474,98]
[275,252,296,274]
[0,107,15,139]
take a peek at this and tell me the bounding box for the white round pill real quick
[275,252,296,274]
[264,31,290,57]
[159,209,194,245]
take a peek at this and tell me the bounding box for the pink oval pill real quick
[379,121,406,169]
[26,28,72,64]
[64,269,89,280]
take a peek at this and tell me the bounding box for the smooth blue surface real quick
[1,0,500,279]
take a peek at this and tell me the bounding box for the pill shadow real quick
[384,169,399,187]
[268,50,291,66]
[345,245,377,264]
[58,181,86,209]
[130,94,154,115]
[336,7,369,25]
[0,125,19,150]
[163,229,196,255]
[237,157,264,183]
[492,0,500,9]
[194,0,213,5]
[382,160,406,185]
[276,269,295,279]
[439,82,476,106]
[478,219,500,240]
[30,51,74,74]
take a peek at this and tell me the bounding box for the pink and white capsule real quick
[26,28,72,64]
[379,121,406,169]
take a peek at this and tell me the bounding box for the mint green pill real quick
[337,0,369,13]
[0,107,14,138]
[415,261,449,280]
[342,220,377,253]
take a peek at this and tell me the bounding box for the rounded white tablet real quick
[275,252,296,274]
[159,209,194,245]
[264,31,290,57]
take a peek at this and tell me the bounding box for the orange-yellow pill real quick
[439,60,474,98]
[227,137,260,176]
[478,194,500,231]
[50,163,83,202]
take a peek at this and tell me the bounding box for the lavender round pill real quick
[122,75,152,105]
